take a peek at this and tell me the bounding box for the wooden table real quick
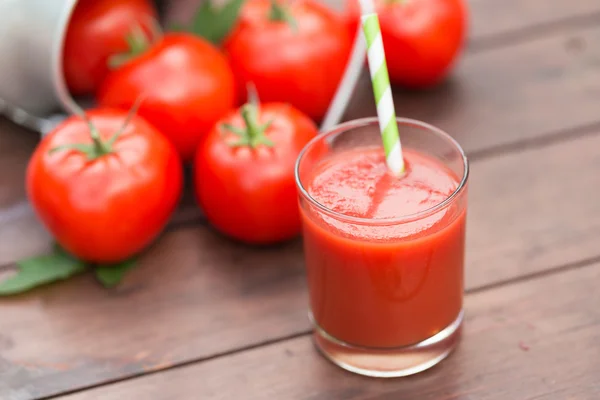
[3,0,600,398]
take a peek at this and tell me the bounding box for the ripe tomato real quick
[345,0,467,88]
[195,102,318,244]
[27,109,183,263]
[97,33,236,162]
[224,0,352,121]
[63,0,157,96]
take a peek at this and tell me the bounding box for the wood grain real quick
[3,131,600,399]
[0,229,308,400]
[58,261,600,400]
[0,120,51,265]
[0,119,36,209]
[468,0,600,43]
[465,132,600,288]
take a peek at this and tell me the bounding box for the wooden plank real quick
[0,229,308,400]
[465,132,600,288]
[5,23,600,263]
[345,23,600,155]
[0,119,37,209]
[0,121,51,264]
[57,262,600,400]
[164,0,600,42]
[3,130,600,399]
[468,0,600,42]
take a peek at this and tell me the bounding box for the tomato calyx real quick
[50,98,144,161]
[172,0,245,45]
[50,114,116,160]
[268,0,298,31]
[108,22,161,69]
[222,104,275,149]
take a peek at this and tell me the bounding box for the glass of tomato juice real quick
[295,118,468,377]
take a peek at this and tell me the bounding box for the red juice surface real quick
[301,147,466,348]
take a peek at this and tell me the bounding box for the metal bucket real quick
[0,0,79,133]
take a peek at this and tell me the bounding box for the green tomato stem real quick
[108,23,155,69]
[241,104,262,145]
[225,104,275,149]
[50,98,145,160]
[268,0,298,31]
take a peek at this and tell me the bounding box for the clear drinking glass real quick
[295,118,469,377]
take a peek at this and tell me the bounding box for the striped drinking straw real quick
[359,0,405,175]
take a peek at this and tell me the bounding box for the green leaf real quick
[180,0,246,45]
[94,258,138,288]
[0,247,86,296]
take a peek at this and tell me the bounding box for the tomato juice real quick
[300,146,466,348]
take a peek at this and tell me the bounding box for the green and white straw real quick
[359,0,405,175]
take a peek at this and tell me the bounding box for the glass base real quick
[311,310,463,378]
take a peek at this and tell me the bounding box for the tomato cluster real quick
[28,0,467,265]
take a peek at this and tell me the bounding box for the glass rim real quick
[294,117,469,226]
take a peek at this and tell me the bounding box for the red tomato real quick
[27,109,183,263]
[97,33,236,162]
[63,0,157,96]
[195,102,318,244]
[224,0,352,121]
[346,0,467,88]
